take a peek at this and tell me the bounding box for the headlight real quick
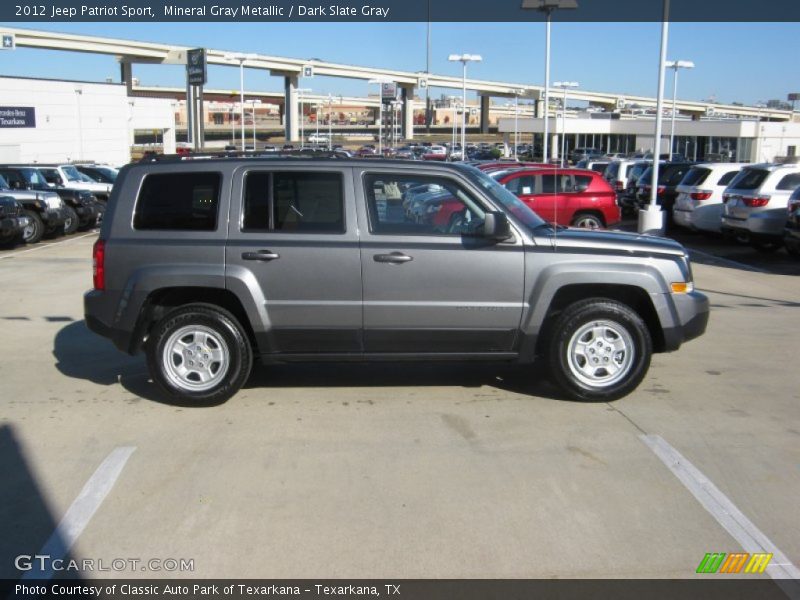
[44,194,63,210]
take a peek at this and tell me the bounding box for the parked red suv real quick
[494,168,620,229]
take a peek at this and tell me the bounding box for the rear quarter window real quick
[134,172,221,231]
[776,172,800,191]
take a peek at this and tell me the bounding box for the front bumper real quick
[74,201,102,225]
[42,207,67,229]
[0,215,30,240]
[662,291,710,352]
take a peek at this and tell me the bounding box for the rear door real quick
[225,166,363,354]
[354,168,525,355]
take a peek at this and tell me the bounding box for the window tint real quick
[776,173,800,191]
[716,170,739,186]
[40,169,62,185]
[574,175,592,190]
[134,172,221,231]
[365,173,485,236]
[504,175,535,195]
[681,167,711,187]
[728,168,769,191]
[663,165,691,185]
[540,174,573,193]
[605,162,619,179]
[243,171,344,233]
[590,163,608,173]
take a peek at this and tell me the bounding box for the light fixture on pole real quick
[295,88,312,148]
[509,88,525,159]
[448,53,482,158]
[521,0,578,164]
[369,78,392,155]
[665,59,694,158]
[224,52,258,150]
[553,81,578,167]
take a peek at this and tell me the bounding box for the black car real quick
[784,187,800,257]
[0,196,30,247]
[0,166,103,234]
[635,162,695,223]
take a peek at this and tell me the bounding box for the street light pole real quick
[665,60,694,159]
[296,88,311,148]
[554,82,578,167]
[224,52,257,150]
[521,1,579,163]
[449,54,482,158]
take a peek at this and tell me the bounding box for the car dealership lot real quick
[0,232,798,580]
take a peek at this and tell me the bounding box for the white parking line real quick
[641,434,800,594]
[21,446,136,580]
[0,231,97,260]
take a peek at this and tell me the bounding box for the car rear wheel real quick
[21,210,44,244]
[548,298,652,401]
[63,206,79,235]
[571,212,604,230]
[146,304,253,405]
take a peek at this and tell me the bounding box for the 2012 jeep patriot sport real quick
[84,157,709,404]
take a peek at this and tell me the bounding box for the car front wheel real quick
[548,298,652,401]
[146,304,253,405]
[63,206,79,235]
[21,210,44,244]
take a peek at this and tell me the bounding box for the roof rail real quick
[136,149,351,163]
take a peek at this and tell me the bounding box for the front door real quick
[354,169,526,355]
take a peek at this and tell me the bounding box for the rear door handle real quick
[373,252,413,264]
[242,250,280,261]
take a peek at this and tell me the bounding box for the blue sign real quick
[0,107,36,128]
[1,34,13,49]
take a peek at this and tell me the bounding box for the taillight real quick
[743,195,770,208]
[657,186,666,195]
[690,191,713,201]
[93,238,105,291]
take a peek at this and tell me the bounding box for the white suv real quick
[721,163,800,251]
[673,163,745,233]
[36,164,113,201]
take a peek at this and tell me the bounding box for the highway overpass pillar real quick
[120,61,134,95]
[480,95,490,134]
[283,74,300,142]
[401,85,414,140]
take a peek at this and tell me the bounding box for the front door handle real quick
[242,250,280,262]
[373,252,413,264]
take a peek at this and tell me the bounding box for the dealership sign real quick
[187,48,207,85]
[0,106,35,128]
[381,82,397,104]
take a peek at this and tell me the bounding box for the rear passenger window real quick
[776,173,800,191]
[134,172,221,231]
[243,171,344,233]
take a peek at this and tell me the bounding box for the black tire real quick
[786,241,800,258]
[548,298,652,402]
[570,212,605,230]
[21,210,44,244]
[63,206,79,235]
[146,304,253,406]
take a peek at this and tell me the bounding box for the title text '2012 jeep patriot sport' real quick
[84,157,709,404]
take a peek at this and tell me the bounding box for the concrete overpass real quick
[2,26,795,143]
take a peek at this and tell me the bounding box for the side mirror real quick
[482,211,512,241]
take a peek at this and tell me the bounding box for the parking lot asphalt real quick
[0,232,798,580]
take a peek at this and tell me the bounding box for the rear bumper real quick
[661,291,710,352]
[721,211,786,239]
[84,290,136,354]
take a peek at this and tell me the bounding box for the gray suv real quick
[84,157,708,404]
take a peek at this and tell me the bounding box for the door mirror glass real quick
[481,211,512,240]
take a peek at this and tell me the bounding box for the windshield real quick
[62,165,85,182]
[460,164,545,231]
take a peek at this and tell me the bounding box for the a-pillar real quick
[280,73,300,143]
[400,85,415,140]
[480,95,491,134]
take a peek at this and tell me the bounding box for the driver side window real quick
[364,173,486,236]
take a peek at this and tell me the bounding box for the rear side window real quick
[716,171,739,186]
[776,173,800,191]
[681,167,711,187]
[243,171,344,233]
[134,172,221,231]
[605,162,619,179]
[728,168,769,191]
